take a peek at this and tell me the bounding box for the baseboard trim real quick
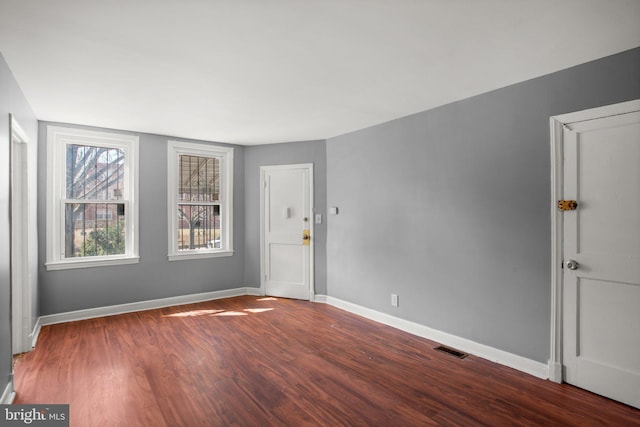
[548,360,563,383]
[33,289,548,379]
[1,380,15,404]
[29,317,42,349]
[318,295,548,380]
[38,287,263,327]
[312,294,327,303]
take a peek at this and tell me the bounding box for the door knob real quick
[565,260,579,270]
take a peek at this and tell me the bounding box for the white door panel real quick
[262,165,312,300]
[269,244,304,283]
[562,110,640,408]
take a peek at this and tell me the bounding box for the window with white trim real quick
[167,141,234,260]
[46,126,139,270]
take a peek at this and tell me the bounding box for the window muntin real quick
[46,126,139,270]
[168,141,233,260]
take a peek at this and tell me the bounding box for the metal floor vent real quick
[434,345,468,359]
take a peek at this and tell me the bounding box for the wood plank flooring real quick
[13,296,640,426]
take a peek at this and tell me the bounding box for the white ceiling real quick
[1,1,639,145]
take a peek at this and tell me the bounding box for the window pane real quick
[177,204,220,250]
[178,155,220,202]
[66,145,125,200]
[65,203,126,258]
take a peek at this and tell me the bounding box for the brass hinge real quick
[558,200,578,211]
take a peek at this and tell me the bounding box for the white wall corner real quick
[1,380,15,404]
[324,296,549,380]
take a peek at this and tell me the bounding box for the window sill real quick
[45,256,140,271]
[168,250,234,261]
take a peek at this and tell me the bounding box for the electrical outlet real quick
[391,293,399,307]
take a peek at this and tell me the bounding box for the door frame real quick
[259,163,314,300]
[548,99,640,382]
[9,114,32,355]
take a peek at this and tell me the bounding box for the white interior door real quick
[261,164,313,300]
[562,109,640,408]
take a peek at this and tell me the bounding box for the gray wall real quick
[326,47,640,363]
[0,53,38,397]
[38,122,246,315]
[244,140,327,294]
[13,46,640,371]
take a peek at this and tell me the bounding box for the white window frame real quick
[46,126,140,270]
[167,140,234,261]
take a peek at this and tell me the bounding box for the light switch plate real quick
[391,294,399,307]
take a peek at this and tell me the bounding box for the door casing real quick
[10,114,32,355]
[548,99,640,382]
[260,163,314,300]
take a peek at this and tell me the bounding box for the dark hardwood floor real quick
[13,296,640,426]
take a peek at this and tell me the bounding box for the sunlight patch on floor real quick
[243,308,274,313]
[164,305,275,318]
[213,311,248,317]
[165,309,224,317]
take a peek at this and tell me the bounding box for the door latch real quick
[302,229,310,246]
[558,200,578,211]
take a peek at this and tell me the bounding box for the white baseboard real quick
[312,294,327,303]
[29,317,42,349]
[548,360,563,383]
[245,287,263,297]
[317,295,549,380]
[32,288,549,380]
[38,287,263,328]
[1,380,15,404]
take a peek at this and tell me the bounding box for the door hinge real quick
[558,200,578,211]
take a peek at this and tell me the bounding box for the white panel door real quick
[262,165,312,300]
[562,110,640,408]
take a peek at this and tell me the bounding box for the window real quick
[46,126,139,270]
[167,141,233,260]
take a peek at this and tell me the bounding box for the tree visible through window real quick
[65,145,126,257]
[178,155,221,250]
[46,125,139,270]
[167,140,233,260]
